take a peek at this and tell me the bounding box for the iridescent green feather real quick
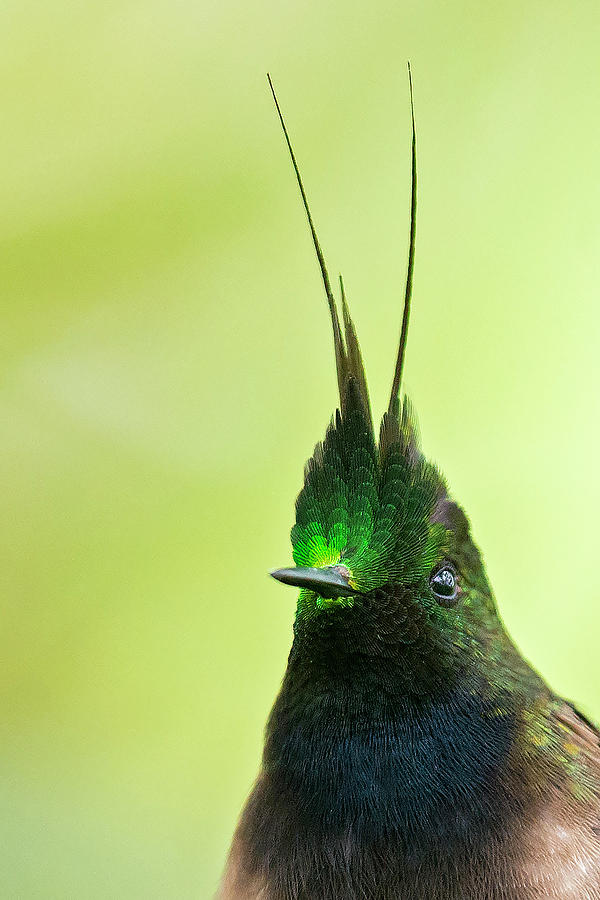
[292,379,448,593]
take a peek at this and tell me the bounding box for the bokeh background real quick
[2,0,600,896]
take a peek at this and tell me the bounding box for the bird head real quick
[270,347,501,690]
[267,72,508,693]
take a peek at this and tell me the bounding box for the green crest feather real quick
[269,65,447,596]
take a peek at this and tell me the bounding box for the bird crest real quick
[268,69,448,604]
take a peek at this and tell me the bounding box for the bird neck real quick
[263,665,524,848]
[259,599,557,851]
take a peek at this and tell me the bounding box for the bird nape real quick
[218,69,600,900]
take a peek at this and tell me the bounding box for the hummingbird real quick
[219,69,600,899]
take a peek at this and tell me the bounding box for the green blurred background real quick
[2,0,600,896]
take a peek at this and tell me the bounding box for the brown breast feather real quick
[511,702,600,899]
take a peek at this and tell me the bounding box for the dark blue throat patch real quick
[262,682,517,848]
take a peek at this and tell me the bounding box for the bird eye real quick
[429,564,459,605]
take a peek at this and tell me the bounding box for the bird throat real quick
[231,608,554,900]
[261,661,518,849]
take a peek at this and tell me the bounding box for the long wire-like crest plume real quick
[267,66,417,430]
[388,62,417,417]
[267,73,371,425]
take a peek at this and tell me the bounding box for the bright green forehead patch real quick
[291,383,447,593]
